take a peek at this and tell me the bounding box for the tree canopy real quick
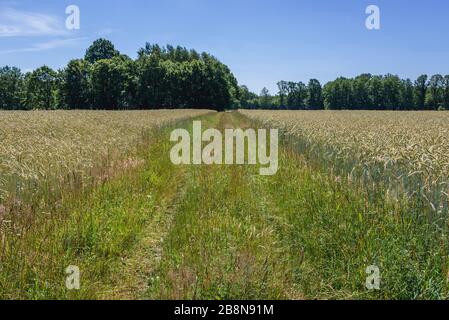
[241,74,449,111]
[0,39,448,111]
[84,38,120,64]
[0,39,239,111]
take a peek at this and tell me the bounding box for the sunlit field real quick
[1,110,449,299]
[239,110,449,299]
[0,110,213,299]
[0,110,212,203]
[1,0,449,309]
[240,110,449,213]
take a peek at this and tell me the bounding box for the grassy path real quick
[3,111,447,299]
[144,112,298,299]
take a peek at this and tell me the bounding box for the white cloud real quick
[0,8,67,37]
[0,37,87,55]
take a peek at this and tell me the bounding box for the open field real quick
[1,110,449,299]
[240,110,449,215]
[0,110,212,203]
[239,110,449,298]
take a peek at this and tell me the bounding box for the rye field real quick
[0,110,211,202]
[240,110,449,214]
[0,109,449,299]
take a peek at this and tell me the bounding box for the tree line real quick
[1,39,448,111]
[0,39,239,111]
[241,74,449,110]
[239,79,324,110]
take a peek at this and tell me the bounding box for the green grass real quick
[145,112,449,300]
[262,148,449,299]
[1,111,448,299]
[0,119,188,299]
[146,113,295,299]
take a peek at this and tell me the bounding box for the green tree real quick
[137,55,170,109]
[323,81,339,109]
[324,77,353,110]
[367,76,384,109]
[382,74,402,110]
[259,87,272,109]
[352,74,371,109]
[289,82,308,109]
[138,43,164,59]
[136,46,238,111]
[203,57,236,111]
[414,74,428,110]
[307,79,323,109]
[277,81,289,108]
[91,56,135,109]
[443,75,449,110]
[239,85,258,109]
[400,79,414,110]
[85,38,120,64]
[24,66,58,109]
[0,66,23,109]
[62,59,91,109]
[426,74,444,110]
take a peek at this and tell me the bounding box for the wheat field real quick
[0,110,211,204]
[239,110,449,216]
[1,110,449,299]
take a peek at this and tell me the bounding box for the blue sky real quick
[1,0,448,93]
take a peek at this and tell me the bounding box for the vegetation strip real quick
[146,113,296,299]
[0,117,193,299]
[239,111,449,299]
[1,112,448,299]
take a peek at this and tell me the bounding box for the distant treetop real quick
[85,38,120,64]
